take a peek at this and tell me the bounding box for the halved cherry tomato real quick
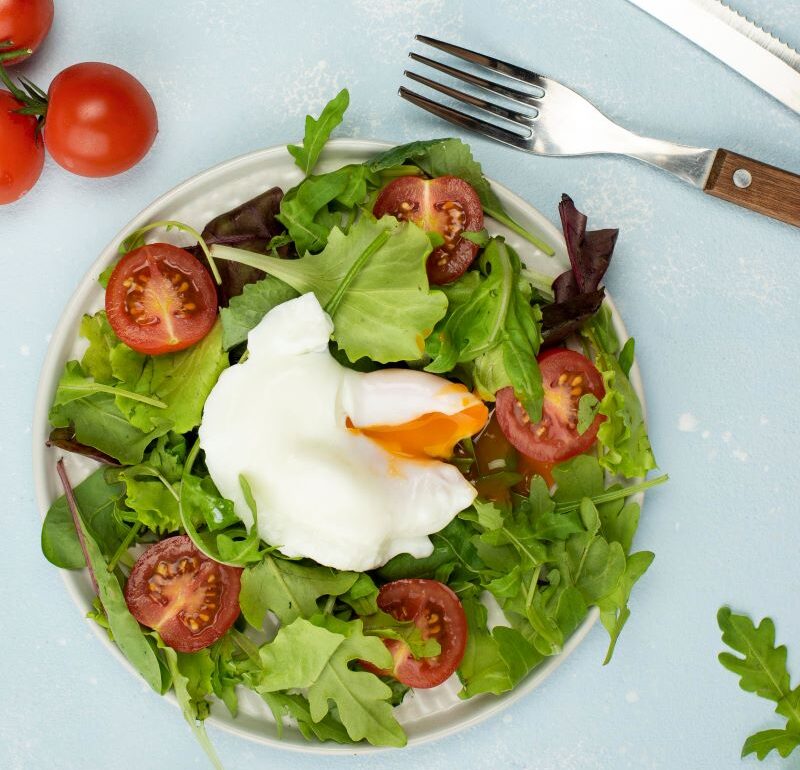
[0,0,54,65]
[0,89,43,203]
[44,62,157,177]
[105,243,218,355]
[364,579,467,689]
[373,175,483,285]
[496,348,605,463]
[124,535,242,653]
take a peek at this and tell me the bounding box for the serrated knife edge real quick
[627,0,800,115]
[703,0,800,72]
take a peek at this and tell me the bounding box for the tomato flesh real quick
[373,175,483,284]
[124,535,242,653]
[105,243,218,355]
[364,578,467,689]
[496,348,605,463]
[0,0,54,65]
[0,89,43,204]
[45,62,157,177]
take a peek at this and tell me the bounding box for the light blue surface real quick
[2,1,799,768]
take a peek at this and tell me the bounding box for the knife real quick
[626,0,800,116]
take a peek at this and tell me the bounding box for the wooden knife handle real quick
[704,149,800,227]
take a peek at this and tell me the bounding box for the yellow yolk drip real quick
[348,402,489,460]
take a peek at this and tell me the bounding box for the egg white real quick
[199,293,479,572]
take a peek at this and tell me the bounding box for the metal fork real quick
[401,35,800,228]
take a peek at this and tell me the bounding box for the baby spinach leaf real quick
[288,88,349,175]
[212,215,447,363]
[718,607,800,760]
[220,276,298,350]
[247,615,405,747]
[41,467,128,568]
[46,427,121,465]
[239,555,358,629]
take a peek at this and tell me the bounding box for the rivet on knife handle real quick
[704,149,800,227]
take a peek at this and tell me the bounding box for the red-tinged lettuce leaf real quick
[542,195,618,346]
[47,427,122,466]
[191,187,287,305]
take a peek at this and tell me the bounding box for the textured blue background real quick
[2,1,799,768]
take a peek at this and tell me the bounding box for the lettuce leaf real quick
[212,215,447,363]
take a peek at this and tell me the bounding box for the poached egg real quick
[199,293,487,571]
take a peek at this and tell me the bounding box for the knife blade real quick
[626,0,800,115]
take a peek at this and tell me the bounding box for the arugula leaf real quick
[718,607,800,760]
[220,276,298,350]
[425,237,544,418]
[41,468,128,568]
[246,615,406,747]
[239,555,358,628]
[368,138,553,254]
[159,641,223,770]
[288,89,349,175]
[212,215,447,363]
[577,393,600,435]
[457,593,541,698]
[261,691,352,744]
[277,164,372,256]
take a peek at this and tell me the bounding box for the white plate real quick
[32,139,646,753]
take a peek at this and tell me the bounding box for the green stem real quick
[324,229,389,317]
[322,595,336,615]
[107,523,141,572]
[554,474,669,514]
[0,45,32,63]
[484,205,555,256]
[68,382,167,409]
[120,220,221,285]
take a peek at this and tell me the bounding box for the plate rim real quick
[32,137,645,754]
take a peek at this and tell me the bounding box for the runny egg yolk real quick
[348,398,488,460]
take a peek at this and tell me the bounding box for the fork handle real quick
[704,149,800,227]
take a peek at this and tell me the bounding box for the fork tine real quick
[398,87,532,150]
[415,35,547,90]
[408,52,542,109]
[405,70,536,127]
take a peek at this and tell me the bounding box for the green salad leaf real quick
[718,607,800,760]
[245,615,405,747]
[220,276,298,350]
[426,237,543,419]
[239,555,358,628]
[212,215,447,363]
[368,138,553,255]
[41,467,128,569]
[288,88,349,176]
[584,308,656,478]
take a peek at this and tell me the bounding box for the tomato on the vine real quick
[0,0,54,65]
[124,535,242,653]
[44,63,157,177]
[496,348,605,463]
[363,579,468,689]
[0,89,43,203]
[373,175,483,284]
[105,243,218,355]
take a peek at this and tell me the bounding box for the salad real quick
[40,89,667,763]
